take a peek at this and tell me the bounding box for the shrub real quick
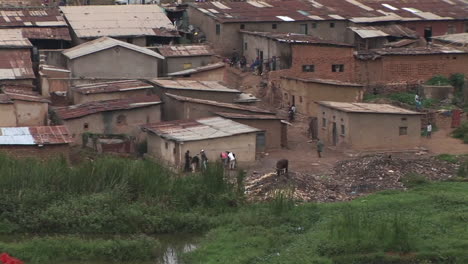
[426,75,450,86]
[452,121,468,144]
[402,173,428,188]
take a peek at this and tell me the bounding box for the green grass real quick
[184,182,468,264]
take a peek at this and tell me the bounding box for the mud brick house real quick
[163,93,274,121]
[156,44,215,75]
[51,96,162,145]
[188,0,348,56]
[0,126,72,160]
[355,46,468,93]
[150,79,241,104]
[60,5,178,46]
[71,80,155,104]
[0,8,71,49]
[0,32,35,86]
[215,112,287,151]
[0,89,49,126]
[280,77,364,117]
[243,31,356,82]
[142,117,260,168]
[62,37,164,79]
[38,65,71,100]
[167,62,226,81]
[317,101,423,151]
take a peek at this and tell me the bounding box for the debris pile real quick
[245,155,458,202]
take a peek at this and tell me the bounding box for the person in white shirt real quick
[426,123,432,138]
[228,151,236,170]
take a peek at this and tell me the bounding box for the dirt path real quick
[421,129,468,155]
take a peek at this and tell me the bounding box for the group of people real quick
[184,150,208,172]
[220,151,236,170]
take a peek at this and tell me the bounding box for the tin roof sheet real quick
[0,49,34,80]
[432,33,468,45]
[152,79,240,93]
[166,93,273,114]
[241,31,352,46]
[0,126,72,145]
[62,37,164,60]
[157,44,214,57]
[142,116,261,142]
[192,0,468,23]
[215,112,281,120]
[167,62,225,77]
[281,76,363,87]
[349,25,418,39]
[356,45,468,59]
[0,8,67,27]
[21,27,71,41]
[73,80,154,95]
[317,101,422,115]
[0,28,32,48]
[53,95,162,120]
[59,5,177,38]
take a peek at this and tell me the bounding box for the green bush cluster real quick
[452,121,468,144]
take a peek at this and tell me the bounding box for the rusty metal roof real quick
[142,116,261,142]
[317,101,422,115]
[0,126,72,145]
[432,33,468,46]
[241,30,352,46]
[0,8,67,27]
[166,93,274,114]
[60,5,178,38]
[215,112,282,120]
[63,37,164,60]
[151,79,240,93]
[384,38,419,48]
[167,62,225,77]
[192,0,468,23]
[21,27,71,41]
[0,27,70,47]
[73,80,154,95]
[0,28,32,48]
[53,95,162,120]
[348,25,418,39]
[281,76,363,87]
[0,49,34,80]
[3,90,50,103]
[356,45,467,59]
[157,44,214,57]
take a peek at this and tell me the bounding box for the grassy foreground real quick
[184,182,468,264]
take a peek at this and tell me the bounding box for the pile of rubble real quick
[244,155,458,202]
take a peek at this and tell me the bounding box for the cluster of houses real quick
[0,0,466,167]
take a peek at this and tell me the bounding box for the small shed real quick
[157,44,215,75]
[142,117,261,168]
[52,96,162,145]
[215,112,287,150]
[71,80,155,104]
[62,37,164,79]
[150,79,241,103]
[0,89,50,127]
[0,126,72,160]
[317,101,423,151]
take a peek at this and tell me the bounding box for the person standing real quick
[426,123,432,138]
[316,139,324,158]
[184,150,191,172]
[228,151,236,170]
[200,150,208,170]
[220,151,228,167]
[191,155,200,172]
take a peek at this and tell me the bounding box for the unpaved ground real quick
[421,129,468,155]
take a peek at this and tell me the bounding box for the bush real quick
[436,154,459,164]
[426,75,450,86]
[402,173,428,188]
[452,121,468,144]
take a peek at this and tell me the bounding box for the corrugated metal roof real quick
[142,116,261,142]
[73,80,154,95]
[0,8,67,27]
[0,29,32,48]
[241,31,352,46]
[166,93,273,114]
[167,62,225,77]
[0,49,34,80]
[152,79,240,93]
[317,101,422,115]
[60,5,178,38]
[0,126,72,145]
[432,33,468,45]
[191,0,468,23]
[62,37,164,60]
[3,91,50,103]
[349,25,418,39]
[53,95,162,120]
[233,93,261,103]
[157,44,214,57]
[281,76,363,87]
[356,45,467,59]
[215,112,281,120]
[21,27,71,41]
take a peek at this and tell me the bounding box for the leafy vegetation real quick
[452,121,468,144]
[426,75,451,86]
[185,182,468,264]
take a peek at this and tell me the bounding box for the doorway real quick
[332,122,338,146]
[256,132,266,152]
[424,27,432,42]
